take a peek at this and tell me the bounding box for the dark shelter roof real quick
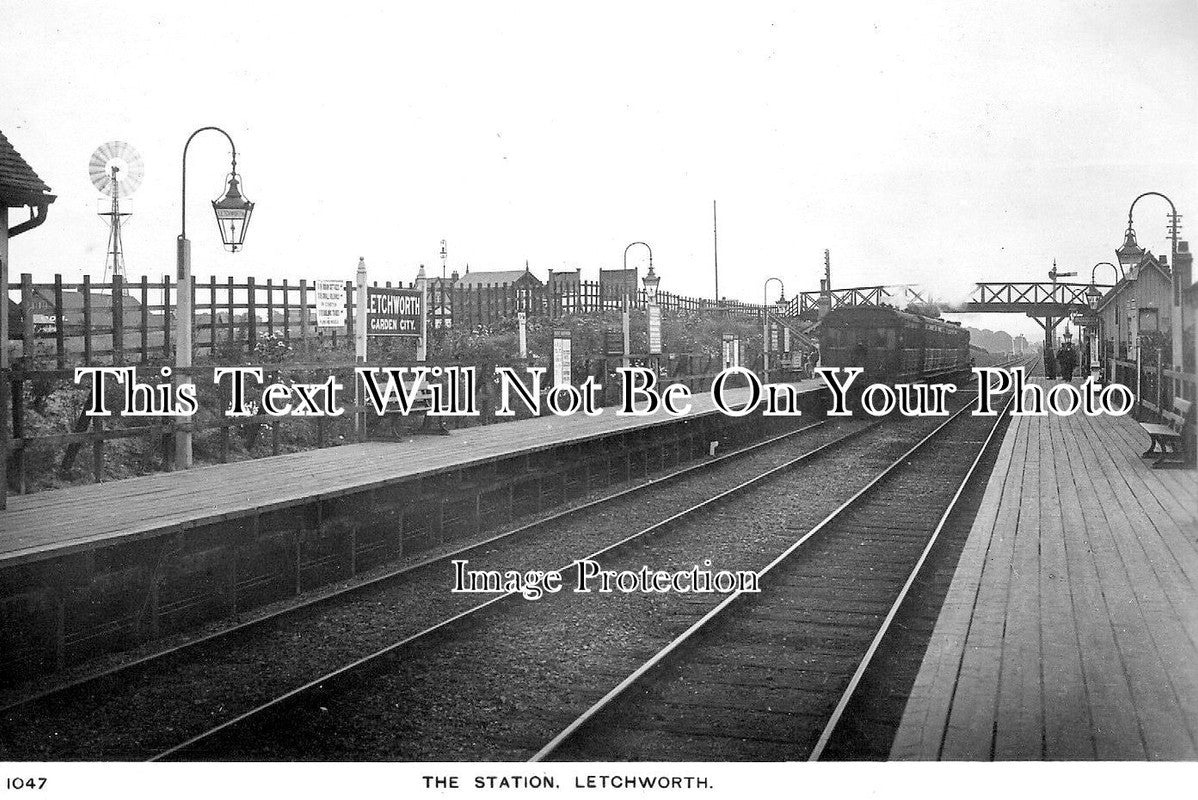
[0,129,56,207]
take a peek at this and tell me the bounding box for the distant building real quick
[422,264,546,329]
[599,268,638,299]
[22,287,143,333]
[548,268,581,291]
[455,267,543,289]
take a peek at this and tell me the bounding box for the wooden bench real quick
[381,382,448,437]
[1140,397,1193,468]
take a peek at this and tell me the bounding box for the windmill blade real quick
[89,141,145,196]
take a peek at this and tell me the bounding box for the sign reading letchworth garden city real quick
[367,287,423,336]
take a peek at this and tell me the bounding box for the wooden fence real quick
[8,273,772,367]
[2,270,791,498]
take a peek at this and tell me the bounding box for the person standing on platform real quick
[1056,342,1077,381]
[1043,347,1057,380]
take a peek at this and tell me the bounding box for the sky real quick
[3,0,1196,340]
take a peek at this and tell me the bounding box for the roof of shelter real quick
[0,130,55,207]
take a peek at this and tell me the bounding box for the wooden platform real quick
[0,380,822,567]
[891,386,1198,760]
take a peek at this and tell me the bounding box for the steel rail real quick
[2,415,833,717]
[806,386,1017,760]
[528,359,1029,763]
[150,416,889,761]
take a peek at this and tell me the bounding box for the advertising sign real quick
[722,333,739,368]
[314,280,346,328]
[647,304,662,355]
[367,287,423,336]
[553,328,572,388]
[32,314,57,334]
[605,327,624,357]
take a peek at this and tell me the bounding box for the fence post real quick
[299,279,309,344]
[54,274,66,368]
[282,279,291,344]
[265,278,274,339]
[226,276,236,348]
[416,265,428,362]
[355,257,368,441]
[208,276,218,353]
[139,276,149,363]
[21,273,34,363]
[111,274,124,365]
[83,275,93,364]
[247,276,257,351]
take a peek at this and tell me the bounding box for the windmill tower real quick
[89,141,144,283]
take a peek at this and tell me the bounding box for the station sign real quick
[315,280,346,328]
[367,287,423,336]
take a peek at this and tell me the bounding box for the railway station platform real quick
[891,388,1198,760]
[0,378,827,683]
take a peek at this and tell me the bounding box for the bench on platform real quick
[1140,397,1193,468]
[381,382,448,437]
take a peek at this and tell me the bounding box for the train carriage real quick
[818,305,970,383]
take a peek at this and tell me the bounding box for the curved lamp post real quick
[763,277,785,376]
[1091,260,1122,285]
[624,241,653,301]
[1125,191,1182,372]
[1126,191,1178,276]
[176,126,254,469]
[1086,262,1120,374]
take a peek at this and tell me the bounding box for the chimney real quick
[450,269,460,282]
[1177,240,1192,290]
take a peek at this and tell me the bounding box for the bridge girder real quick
[784,281,1112,318]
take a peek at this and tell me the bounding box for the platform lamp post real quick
[623,242,652,367]
[1088,262,1119,377]
[1124,192,1182,381]
[763,277,784,379]
[176,126,254,470]
[1085,282,1103,376]
[642,254,661,373]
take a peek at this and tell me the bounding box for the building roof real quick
[1095,253,1171,314]
[0,130,55,207]
[456,269,543,287]
[31,287,142,314]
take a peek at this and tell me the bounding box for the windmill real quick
[89,141,144,283]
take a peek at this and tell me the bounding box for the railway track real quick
[533,382,1019,761]
[142,371,1013,761]
[3,404,888,759]
[2,419,827,711]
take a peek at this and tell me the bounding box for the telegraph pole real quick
[713,200,719,304]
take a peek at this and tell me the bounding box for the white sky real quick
[3,0,1195,339]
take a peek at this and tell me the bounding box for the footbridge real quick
[784,281,1111,318]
